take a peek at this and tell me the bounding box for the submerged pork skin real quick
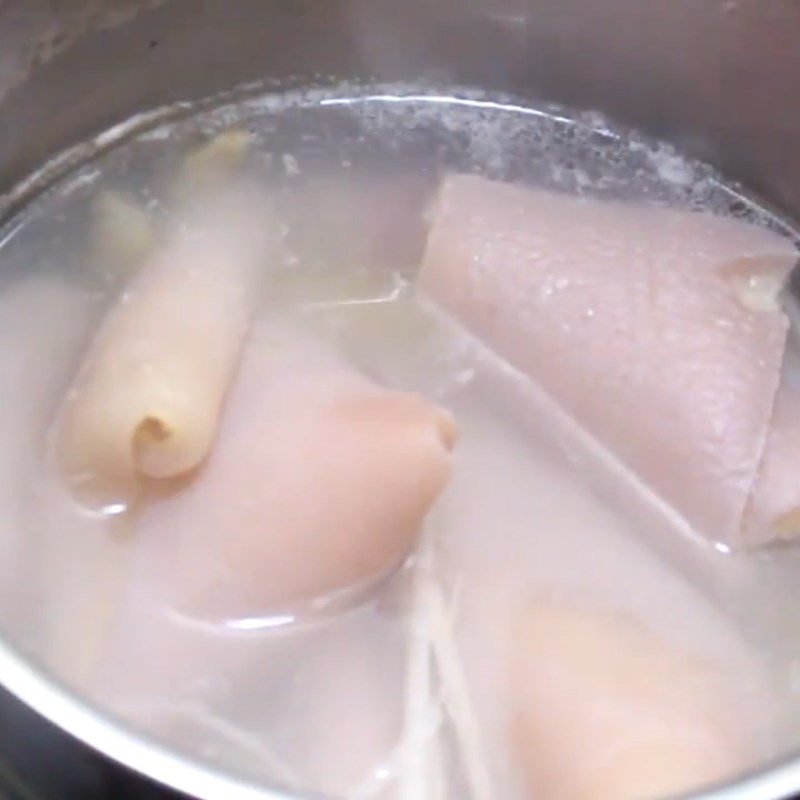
[126,322,456,620]
[420,175,798,547]
[512,600,750,800]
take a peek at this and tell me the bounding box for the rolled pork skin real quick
[419,175,798,547]
[56,193,277,509]
[126,322,456,622]
[512,600,752,800]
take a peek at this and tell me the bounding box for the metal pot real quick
[1,2,800,798]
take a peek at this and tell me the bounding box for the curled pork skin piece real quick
[56,191,278,508]
[123,321,456,622]
[512,599,752,800]
[419,175,798,547]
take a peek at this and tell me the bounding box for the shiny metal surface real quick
[1,1,800,798]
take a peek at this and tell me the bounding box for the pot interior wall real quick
[1,0,800,214]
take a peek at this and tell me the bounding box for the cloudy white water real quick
[0,84,798,798]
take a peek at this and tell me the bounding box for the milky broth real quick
[0,84,798,799]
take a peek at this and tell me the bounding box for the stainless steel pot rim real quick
[0,636,301,800]
[1,630,798,800]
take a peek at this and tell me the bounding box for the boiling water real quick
[0,84,798,799]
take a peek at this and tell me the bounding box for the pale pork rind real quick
[57,193,276,507]
[420,175,799,548]
[512,600,751,800]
